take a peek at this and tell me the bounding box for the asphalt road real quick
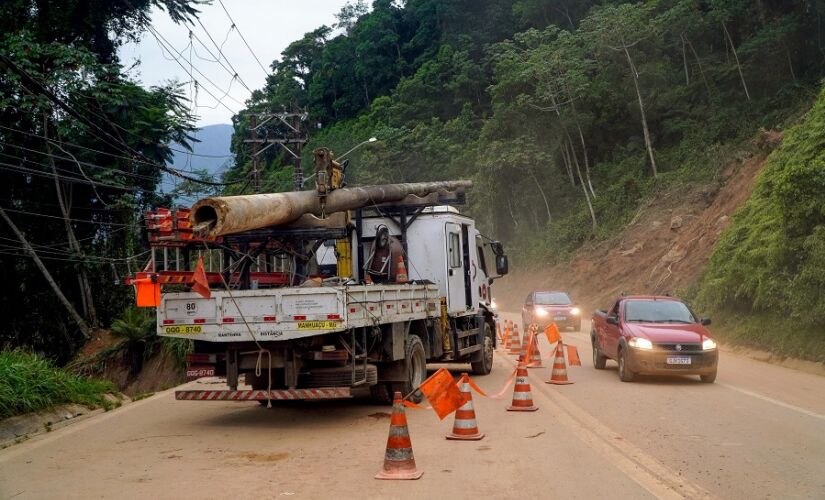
[2,311,825,499]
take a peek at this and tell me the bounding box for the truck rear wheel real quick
[391,335,426,404]
[471,322,494,375]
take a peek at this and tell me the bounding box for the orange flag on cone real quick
[567,344,582,366]
[417,367,468,420]
[544,323,561,344]
[191,256,211,299]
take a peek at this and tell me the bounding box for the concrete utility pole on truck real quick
[131,177,509,405]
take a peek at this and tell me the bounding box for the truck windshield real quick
[534,292,571,305]
[624,300,696,323]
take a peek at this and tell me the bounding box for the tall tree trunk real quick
[568,138,597,231]
[0,206,91,338]
[721,21,751,101]
[568,95,596,198]
[622,40,658,176]
[684,35,712,98]
[526,168,552,225]
[681,33,690,86]
[785,45,796,81]
[44,119,98,326]
[560,141,575,186]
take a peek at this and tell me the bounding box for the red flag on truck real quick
[191,256,211,299]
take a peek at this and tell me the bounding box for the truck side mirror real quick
[495,254,509,276]
[606,316,619,326]
[700,317,711,326]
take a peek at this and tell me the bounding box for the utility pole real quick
[244,111,308,192]
[250,114,260,192]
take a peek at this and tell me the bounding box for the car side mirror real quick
[606,316,619,326]
[700,317,711,326]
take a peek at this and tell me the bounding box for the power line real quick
[0,161,138,191]
[0,124,234,163]
[144,22,244,110]
[0,206,133,226]
[217,0,270,76]
[0,247,151,263]
[0,141,159,182]
[191,21,254,93]
[0,55,244,187]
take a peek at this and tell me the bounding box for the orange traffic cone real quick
[546,343,574,385]
[507,361,538,412]
[375,391,423,480]
[446,373,485,441]
[527,328,543,368]
[502,321,512,351]
[394,254,409,284]
[508,325,522,356]
[519,324,534,360]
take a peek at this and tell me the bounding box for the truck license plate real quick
[297,320,342,330]
[186,365,215,379]
[164,325,202,334]
[554,316,567,321]
[666,356,691,365]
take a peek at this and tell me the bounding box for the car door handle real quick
[449,269,454,276]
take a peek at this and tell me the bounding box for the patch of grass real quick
[162,337,193,367]
[0,349,117,419]
[711,312,825,363]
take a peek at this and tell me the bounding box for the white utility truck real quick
[139,180,507,403]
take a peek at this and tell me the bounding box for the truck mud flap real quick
[175,387,351,401]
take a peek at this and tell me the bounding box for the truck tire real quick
[391,335,427,404]
[592,333,607,370]
[618,346,636,382]
[471,322,494,376]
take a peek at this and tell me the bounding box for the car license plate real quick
[164,325,202,334]
[666,356,692,365]
[297,320,342,330]
[554,316,567,321]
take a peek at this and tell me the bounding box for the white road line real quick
[496,354,717,500]
[719,383,825,422]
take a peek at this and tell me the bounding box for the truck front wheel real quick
[471,322,494,375]
[391,335,426,404]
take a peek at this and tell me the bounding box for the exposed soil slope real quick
[495,142,774,314]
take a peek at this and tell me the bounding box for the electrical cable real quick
[217,0,270,76]
[0,54,244,187]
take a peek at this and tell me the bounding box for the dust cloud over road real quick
[2,312,825,499]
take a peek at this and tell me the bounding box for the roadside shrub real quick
[0,349,116,419]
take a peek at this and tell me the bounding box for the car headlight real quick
[702,338,717,350]
[628,337,653,350]
[570,307,581,315]
[534,307,549,317]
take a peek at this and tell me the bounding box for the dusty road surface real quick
[2,312,825,499]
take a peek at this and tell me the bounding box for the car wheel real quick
[700,370,717,384]
[471,322,494,375]
[592,334,607,370]
[618,347,635,382]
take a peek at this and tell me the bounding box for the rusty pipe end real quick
[190,198,223,237]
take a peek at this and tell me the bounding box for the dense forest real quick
[227,0,824,257]
[2,0,825,361]
[0,0,205,360]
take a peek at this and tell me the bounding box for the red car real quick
[591,295,718,383]
[522,290,582,331]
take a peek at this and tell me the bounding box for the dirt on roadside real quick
[494,141,772,315]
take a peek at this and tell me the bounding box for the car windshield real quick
[624,300,696,323]
[534,292,571,305]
